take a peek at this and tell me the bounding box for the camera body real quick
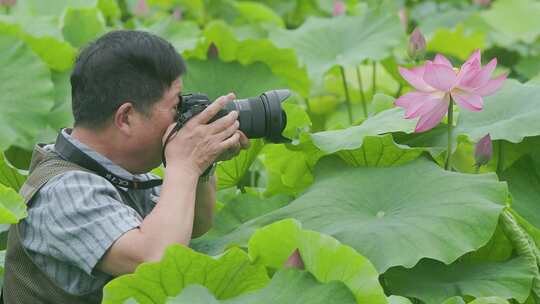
[176,90,291,143]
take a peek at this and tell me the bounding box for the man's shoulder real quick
[36,170,120,200]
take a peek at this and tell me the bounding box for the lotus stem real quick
[355,66,368,118]
[339,66,353,124]
[372,61,377,95]
[497,140,504,175]
[445,100,454,171]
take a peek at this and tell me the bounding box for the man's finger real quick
[194,93,236,124]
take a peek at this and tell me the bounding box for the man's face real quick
[130,77,183,172]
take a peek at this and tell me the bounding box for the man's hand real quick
[216,131,250,161]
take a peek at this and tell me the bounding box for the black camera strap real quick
[55,131,163,190]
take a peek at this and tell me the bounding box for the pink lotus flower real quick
[395,50,507,132]
[474,134,493,167]
[134,0,149,16]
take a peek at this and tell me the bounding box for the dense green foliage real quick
[1,0,540,303]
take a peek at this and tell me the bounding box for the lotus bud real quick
[134,0,149,16]
[474,134,493,167]
[398,7,408,32]
[207,43,218,59]
[173,7,182,20]
[283,249,304,269]
[332,0,345,17]
[0,0,16,6]
[474,0,491,7]
[408,27,426,61]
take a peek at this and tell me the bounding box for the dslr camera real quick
[176,89,291,143]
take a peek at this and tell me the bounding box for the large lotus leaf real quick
[183,58,288,102]
[0,153,26,192]
[388,296,413,304]
[311,107,417,153]
[442,297,510,304]
[516,55,540,80]
[268,10,403,83]
[206,193,291,238]
[12,0,97,16]
[247,219,387,304]
[61,7,106,48]
[427,24,485,61]
[193,157,507,273]
[233,1,284,27]
[102,245,269,304]
[0,16,76,71]
[500,156,540,235]
[455,80,540,143]
[186,21,309,96]
[167,268,356,304]
[412,3,478,36]
[480,0,540,45]
[384,257,533,304]
[260,135,324,197]
[0,183,27,224]
[335,134,424,167]
[147,18,201,54]
[216,139,264,190]
[0,34,56,151]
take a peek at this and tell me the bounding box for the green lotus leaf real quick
[311,107,416,153]
[183,58,288,102]
[468,298,510,304]
[500,156,540,241]
[0,153,26,192]
[480,0,540,45]
[216,139,264,190]
[0,183,27,224]
[388,295,413,304]
[268,10,403,84]
[61,7,106,48]
[0,34,56,151]
[193,156,507,273]
[233,1,284,27]
[385,257,533,304]
[247,219,387,304]
[427,24,485,61]
[206,193,291,238]
[516,55,540,80]
[102,245,269,304]
[147,18,201,54]
[455,79,540,143]
[261,133,324,197]
[12,0,97,16]
[336,134,424,167]
[0,16,76,71]
[166,268,356,304]
[413,3,478,36]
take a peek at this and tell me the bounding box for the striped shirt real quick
[19,129,161,295]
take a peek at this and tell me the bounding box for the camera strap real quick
[55,130,163,190]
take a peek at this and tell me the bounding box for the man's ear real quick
[114,102,135,135]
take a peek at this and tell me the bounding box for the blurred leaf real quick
[0,183,27,224]
[0,34,56,151]
[481,0,540,45]
[0,153,26,192]
[61,7,106,48]
[385,257,533,304]
[427,24,485,61]
[233,1,284,27]
[147,18,201,54]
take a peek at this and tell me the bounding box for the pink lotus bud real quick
[332,0,346,17]
[207,43,218,59]
[0,0,16,6]
[283,249,304,269]
[134,0,149,16]
[474,0,491,7]
[173,7,182,21]
[474,134,492,167]
[408,27,426,60]
[398,8,408,31]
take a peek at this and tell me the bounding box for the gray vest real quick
[2,144,133,304]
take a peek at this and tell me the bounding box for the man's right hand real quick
[162,92,241,176]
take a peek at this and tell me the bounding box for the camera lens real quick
[227,89,291,143]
